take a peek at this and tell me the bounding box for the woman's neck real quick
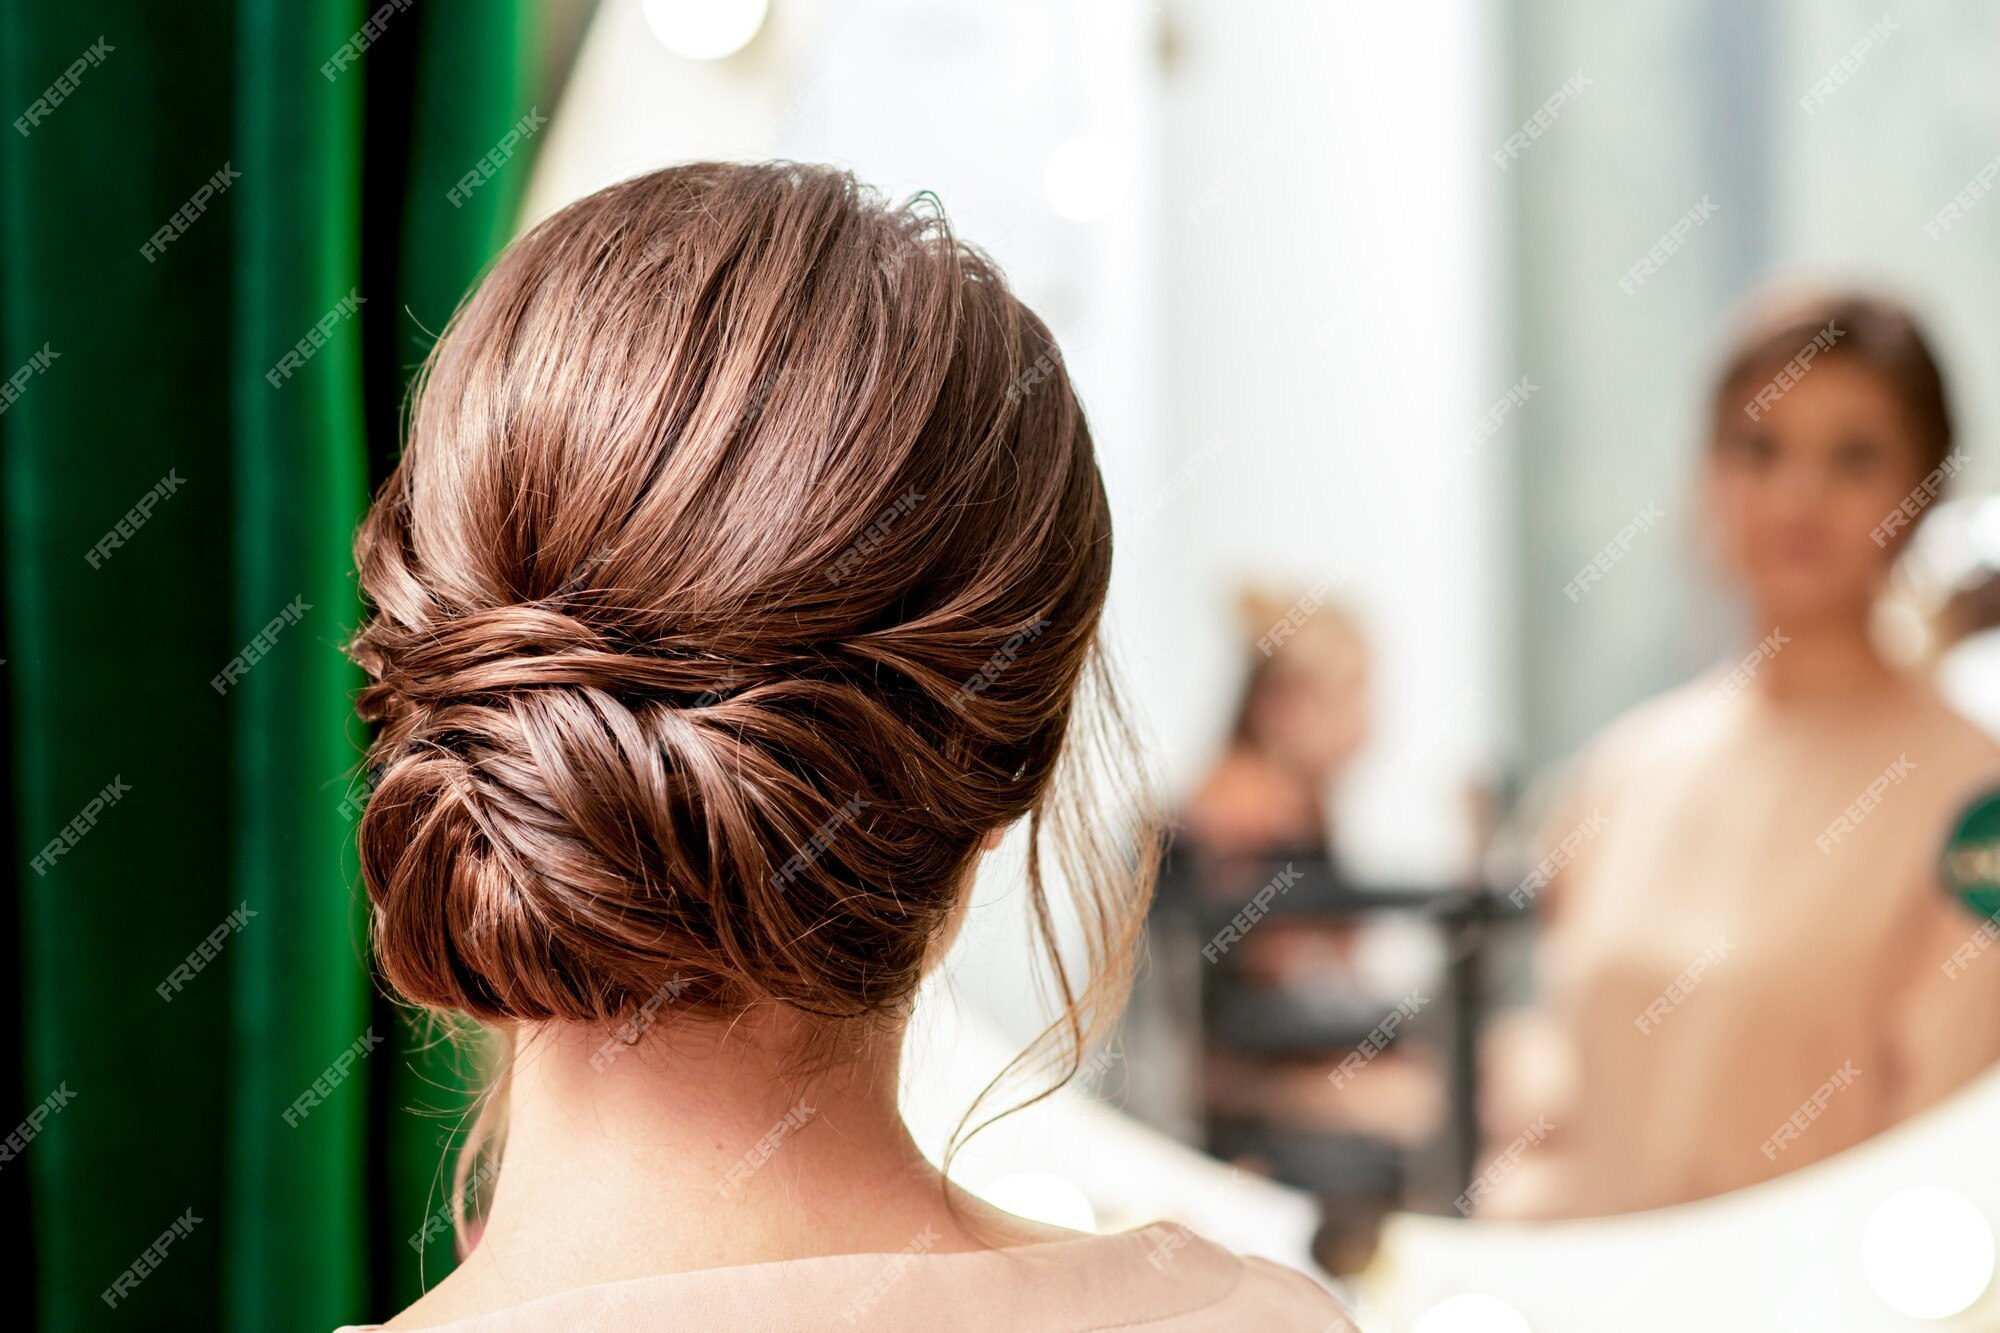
[1742,605,1901,705]
[388,1008,1070,1327]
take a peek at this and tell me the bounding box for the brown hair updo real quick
[349,163,1155,1092]
[1709,289,1954,480]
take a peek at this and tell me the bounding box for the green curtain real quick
[0,2,539,1327]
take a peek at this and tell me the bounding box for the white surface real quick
[1861,1186,1994,1320]
[1157,0,1508,884]
[1362,1062,2000,1331]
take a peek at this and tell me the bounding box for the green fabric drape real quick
[0,3,538,1328]
[228,2,375,1325]
[370,4,537,1315]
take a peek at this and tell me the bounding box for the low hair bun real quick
[348,162,1155,1064]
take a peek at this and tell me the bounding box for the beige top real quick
[1479,672,2000,1219]
[335,1222,1356,1332]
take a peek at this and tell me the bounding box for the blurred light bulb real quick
[640,0,768,61]
[1862,1185,1994,1320]
[1412,1293,1534,1333]
[978,1171,1098,1233]
[1044,135,1115,222]
[1971,495,2000,559]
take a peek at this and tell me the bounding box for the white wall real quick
[1155,0,1507,886]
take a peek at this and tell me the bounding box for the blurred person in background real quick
[1153,593,1442,1265]
[1180,590,1370,887]
[1476,290,2000,1220]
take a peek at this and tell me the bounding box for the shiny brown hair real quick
[348,161,1158,1217]
[1709,289,1954,480]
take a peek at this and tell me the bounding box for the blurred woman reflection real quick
[1478,292,2000,1219]
[1181,591,1368,885]
[1164,594,1441,1223]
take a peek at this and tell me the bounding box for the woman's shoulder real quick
[1552,678,1720,801]
[1056,1223,1356,1330]
[1895,683,2000,867]
[1604,677,1724,749]
[1581,666,2000,778]
[1899,673,2000,774]
[334,1222,1357,1332]
[1225,1251,1363,1330]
